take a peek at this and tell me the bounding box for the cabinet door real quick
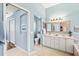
[43,36,51,47]
[0,45,3,56]
[54,37,60,49]
[51,37,55,48]
[66,39,74,53]
[59,37,65,51]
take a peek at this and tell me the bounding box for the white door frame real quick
[8,3,31,52]
[3,3,31,56]
[9,19,16,44]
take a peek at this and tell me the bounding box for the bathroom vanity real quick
[43,34,75,54]
[42,19,76,54]
[42,18,79,55]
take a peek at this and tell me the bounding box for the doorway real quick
[6,4,18,50]
[9,20,15,44]
[7,17,16,50]
[34,16,42,45]
[5,3,30,56]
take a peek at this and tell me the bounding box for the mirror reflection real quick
[44,20,71,33]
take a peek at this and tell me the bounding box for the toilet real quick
[34,33,40,45]
[34,38,39,45]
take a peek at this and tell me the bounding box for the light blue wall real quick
[46,3,79,37]
[0,4,4,41]
[15,3,45,51]
[16,3,45,19]
[0,3,4,56]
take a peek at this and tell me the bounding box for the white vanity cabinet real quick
[54,37,60,49]
[43,36,51,47]
[59,37,66,51]
[43,35,74,54]
[51,37,65,51]
[50,37,55,48]
[65,38,74,54]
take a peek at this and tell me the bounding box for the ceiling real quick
[41,3,59,8]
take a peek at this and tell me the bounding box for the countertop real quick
[44,34,75,39]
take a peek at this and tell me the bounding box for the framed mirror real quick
[44,20,71,33]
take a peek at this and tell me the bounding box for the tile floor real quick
[6,45,72,56]
[30,45,72,56]
[6,47,28,56]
